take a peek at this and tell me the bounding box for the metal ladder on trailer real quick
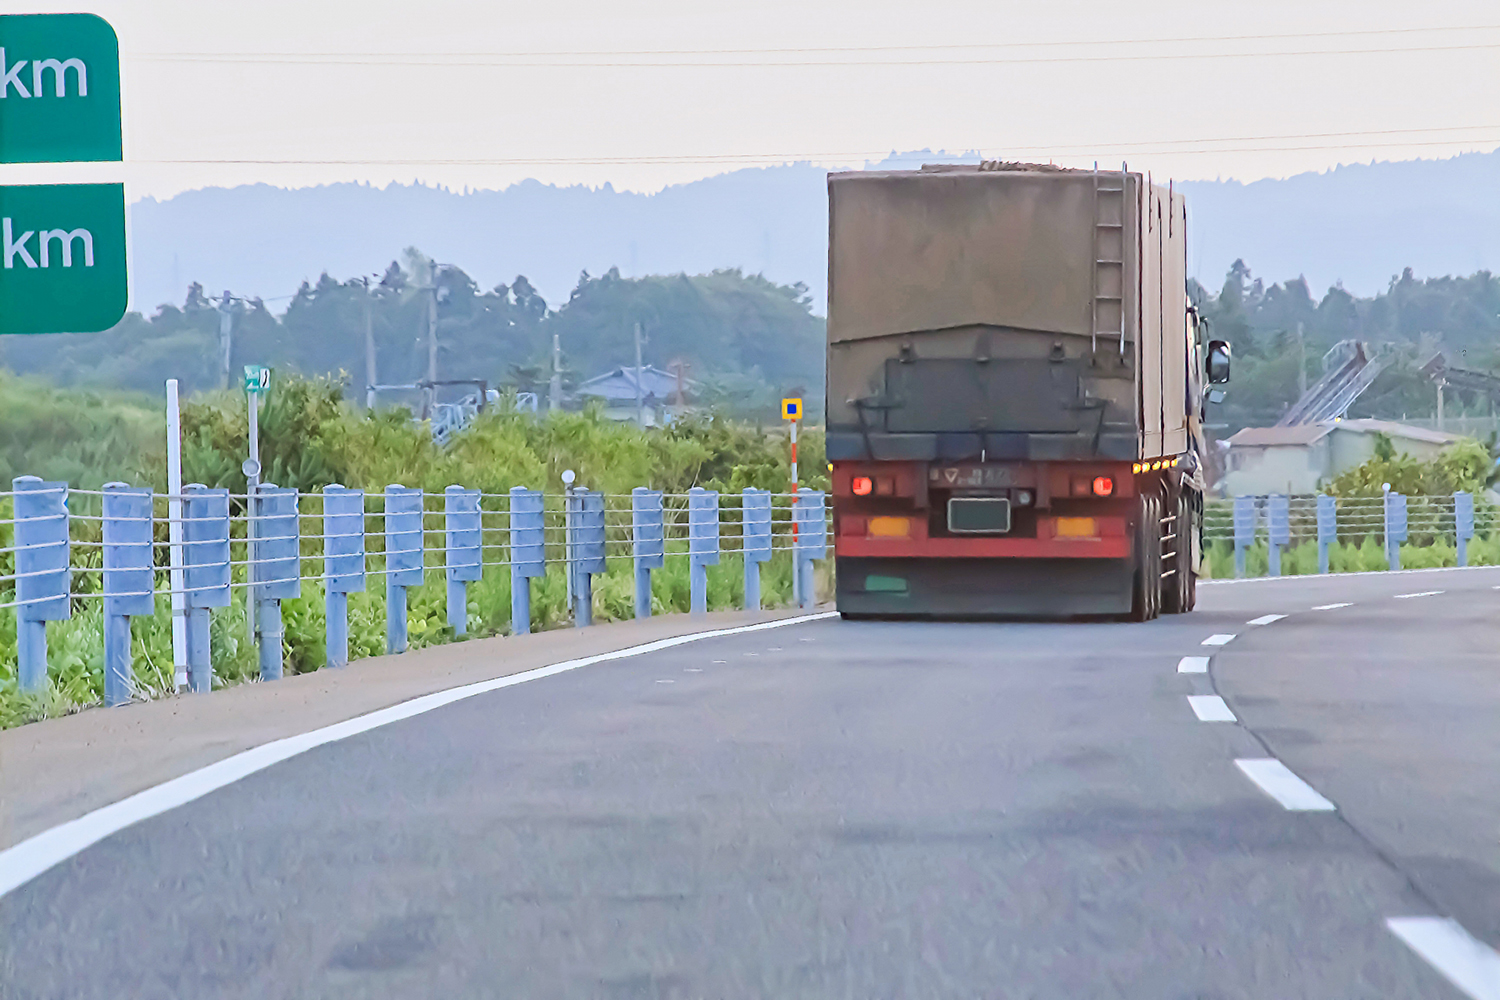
[1092,163,1128,357]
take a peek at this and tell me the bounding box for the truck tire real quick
[1130,493,1161,622]
[1163,492,1196,614]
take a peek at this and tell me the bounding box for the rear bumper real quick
[836,556,1134,618]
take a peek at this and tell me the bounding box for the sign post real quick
[782,397,803,603]
[243,366,271,649]
[0,14,126,335]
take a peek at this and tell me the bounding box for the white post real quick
[165,379,188,691]
[245,389,260,648]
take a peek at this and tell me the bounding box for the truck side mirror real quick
[1206,340,1231,384]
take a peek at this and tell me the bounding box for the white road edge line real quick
[1388,916,1500,1000]
[1246,614,1286,626]
[0,610,839,901]
[1177,656,1210,674]
[1395,590,1445,599]
[1234,758,1336,811]
[1312,602,1353,610]
[1187,695,1237,722]
[1201,634,1236,646]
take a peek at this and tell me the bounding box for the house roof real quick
[576,365,697,402]
[1227,418,1464,449]
[1226,424,1336,447]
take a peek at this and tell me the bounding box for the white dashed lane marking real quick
[1395,591,1445,599]
[655,679,675,684]
[1234,758,1336,811]
[1177,656,1210,674]
[1246,614,1286,626]
[1387,917,1500,1000]
[1201,634,1236,646]
[1312,602,1353,610]
[1187,695,1237,722]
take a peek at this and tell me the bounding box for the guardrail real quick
[1,478,830,707]
[1205,491,1491,578]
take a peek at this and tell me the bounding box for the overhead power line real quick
[132,24,1500,67]
[132,126,1500,168]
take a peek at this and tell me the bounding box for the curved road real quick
[6,569,1500,998]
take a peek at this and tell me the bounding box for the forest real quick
[0,252,825,422]
[1193,262,1500,433]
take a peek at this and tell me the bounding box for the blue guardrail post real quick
[254,484,300,681]
[572,489,606,626]
[508,487,544,635]
[445,486,481,636]
[688,488,720,616]
[323,485,365,668]
[102,483,153,706]
[1266,494,1289,577]
[1385,491,1408,572]
[12,477,69,694]
[1316,494,1336,574]
[741,488,772,611]
[793,489,827,610]
[631,487,663,619]
[384,484,423,654]
[182,484,230,693]
[1455,491,1474,568]
[1232,496,1255,578]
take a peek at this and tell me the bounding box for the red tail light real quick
[852,476,874,496]
[1092,476,1114,497]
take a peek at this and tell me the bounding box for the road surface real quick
[5,568,1500,998]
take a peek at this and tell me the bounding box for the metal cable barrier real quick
[1204,491,1491,578]
[0,476,830,706]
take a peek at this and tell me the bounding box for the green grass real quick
[1204,533,1500,579]
[0,549,820,728]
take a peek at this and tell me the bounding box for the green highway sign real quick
[0,14,121,163]
[0,183,127,334]
[244,365,272,393]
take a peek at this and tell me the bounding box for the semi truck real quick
[826,162,1230,619]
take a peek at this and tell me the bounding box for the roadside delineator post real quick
[741,488,773,611]
[444,486,481,636]
[631,487,664,618]
[1384,490,1408,572]
[253,484,299,680]
[322,485,365,668]
[1455,491,1474,568]
[687,487,720,616]
[1232,496,1255,578]
[383,485,423,655]
[182,484,230,693]
[1315,494,1336,574]
[793,488,827,610]
[101,483,152,706]
[508,487,544,635]
[1266,494,1289,577]
[12,477,69,695]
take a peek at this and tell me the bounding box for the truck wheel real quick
[1130,493,1161,622]
[1163,492,1194,614]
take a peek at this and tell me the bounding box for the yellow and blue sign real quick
[781,397,802,421]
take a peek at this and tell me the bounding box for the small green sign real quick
[0,14,121,163]
[0,183,127,334]
[244,365,272,393]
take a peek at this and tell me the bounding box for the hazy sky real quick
[2,0,1498,199]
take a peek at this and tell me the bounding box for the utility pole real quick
[363,276,377,410]
[1296,322,1307,399]
[633,322,645,427]
[1437,378,1446,432]
[217,290,235,391]
[549,332,563,412]
[423,274,439,420]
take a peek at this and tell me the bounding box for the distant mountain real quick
[128,149,1500,314]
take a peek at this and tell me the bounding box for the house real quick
[575,365,698,426]
[1219,418,1464,496]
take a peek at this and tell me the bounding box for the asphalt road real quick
[6,568,1500,999]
